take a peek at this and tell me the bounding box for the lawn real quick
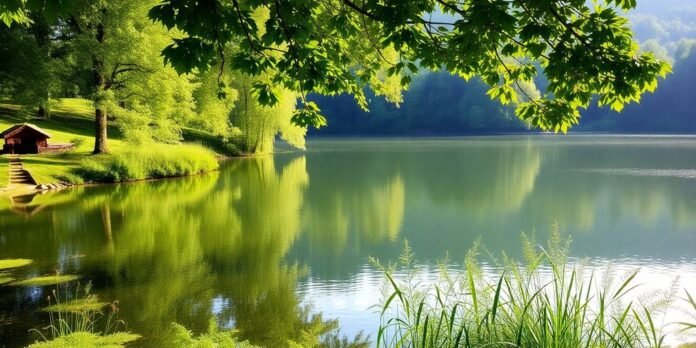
[0,99,127,184]
[0,99,228,185]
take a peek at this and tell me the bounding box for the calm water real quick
[1,135,696,346]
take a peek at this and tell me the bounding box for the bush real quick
[69,138,85,150]
[181,128,243,156]
[73,144,219,183]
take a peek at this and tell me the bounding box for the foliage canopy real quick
[1,0,671,133]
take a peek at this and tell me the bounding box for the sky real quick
[629,0,696,61]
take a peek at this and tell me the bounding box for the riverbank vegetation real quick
[0,156,7,189]
[375,229,696,347]
[5,226,696,347]
[74,144,219,183]
[0,100,222,185]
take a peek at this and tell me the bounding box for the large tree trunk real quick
[94,107,109,154]
[32,12,51,119]
[92,20,109,155]
[38,105,48,119]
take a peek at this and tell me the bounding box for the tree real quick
[228,71,306,153]
[1,0,672,134]
[0,13,60,118]
[48,0,198,153]
[145,0,670,132]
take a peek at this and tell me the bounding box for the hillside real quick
[0,99,229,188]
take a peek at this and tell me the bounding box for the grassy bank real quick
[0,156,7,189]
[74,144,219,183]
[376,229,696,347]
[0,99,232,185]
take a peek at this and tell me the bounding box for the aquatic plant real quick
[14,274,80,287]
[169,319,258,347]
[41,297,109,314]
[28,332,141,348]
[0,258,33,285]
[167,317,370,348]
[0,258,33,270]
[680,291,696,334]
[29,281,140,347]
[375,227,689,348]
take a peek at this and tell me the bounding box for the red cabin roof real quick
[0,123,51,139]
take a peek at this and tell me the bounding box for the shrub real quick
[73,144,219,183]
[69,138,85,150]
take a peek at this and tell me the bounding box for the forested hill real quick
[577,51,696,133]
[310,0,696,136]
[309,49,696,136]
[308,73,526,136]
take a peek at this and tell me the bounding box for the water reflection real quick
[1,136,696,346]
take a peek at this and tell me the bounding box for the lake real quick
[1,135,696,346]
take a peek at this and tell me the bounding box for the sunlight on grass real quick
[42,298,108,314]
[0,274,15,285]
[20,153,85,184]
[74,144,219,183]
[50,99,94,118]
[0,156,8,189]
[0,259,33,270]
[14,275,80,287]
[0,99,125,184]
[28,332,141,348]
[0,98,224,184]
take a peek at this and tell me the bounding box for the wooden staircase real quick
[8,157,36,187]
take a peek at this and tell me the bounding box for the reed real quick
[374,226,694,348]
[28,281,140,347]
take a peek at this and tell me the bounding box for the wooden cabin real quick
[1,123,51,154]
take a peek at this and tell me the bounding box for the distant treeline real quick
[310,52,696,136]
[578,52,696,133]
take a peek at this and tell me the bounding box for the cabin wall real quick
[0,126,52,154]
[2,137,48,154]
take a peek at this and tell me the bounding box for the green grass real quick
[41,297,109,314]
[0,259,33,270]
[0,98,228,184]
[13,275,80,287]
[20,153,84,184]
[182,127,242,157]
[28,332,141,348]
[375,227,695,348]
[0,99,126,183]
[74,144,219,183]
[28,281,140,348]
[0,156,8,189]
[0,99,125,152]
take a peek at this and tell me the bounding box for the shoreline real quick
[0,153,252,197]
